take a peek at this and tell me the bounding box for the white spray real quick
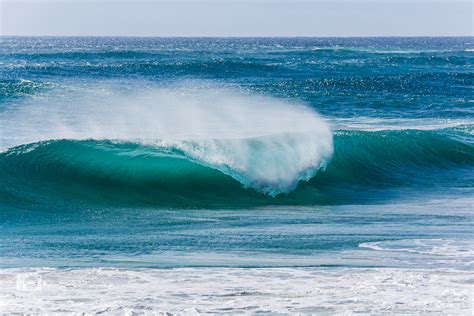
[0,83,333,194]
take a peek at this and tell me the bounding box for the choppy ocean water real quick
[0,37,473,313]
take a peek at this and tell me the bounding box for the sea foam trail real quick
[0,85,333,194]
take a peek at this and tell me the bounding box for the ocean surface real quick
[0,37,473,314]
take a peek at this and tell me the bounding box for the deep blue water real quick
[0,37,473,268]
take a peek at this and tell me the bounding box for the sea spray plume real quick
[0,84,333,194]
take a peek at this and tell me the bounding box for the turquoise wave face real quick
[1,128,472,209]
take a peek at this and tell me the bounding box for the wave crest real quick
[0,84,333,195]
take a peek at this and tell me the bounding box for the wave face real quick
[1,128,472,208]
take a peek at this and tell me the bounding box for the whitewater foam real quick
[1,268,472,314]
[359,239,474,258]
[0,84,333,194]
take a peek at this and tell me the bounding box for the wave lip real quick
[163,132,332,195]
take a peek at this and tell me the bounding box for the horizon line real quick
[2,35,473,38]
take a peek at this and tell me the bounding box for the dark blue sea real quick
[0,37,473,313]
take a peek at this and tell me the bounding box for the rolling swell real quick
[1,128,472,208]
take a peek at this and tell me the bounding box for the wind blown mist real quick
[1,86,333,195]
